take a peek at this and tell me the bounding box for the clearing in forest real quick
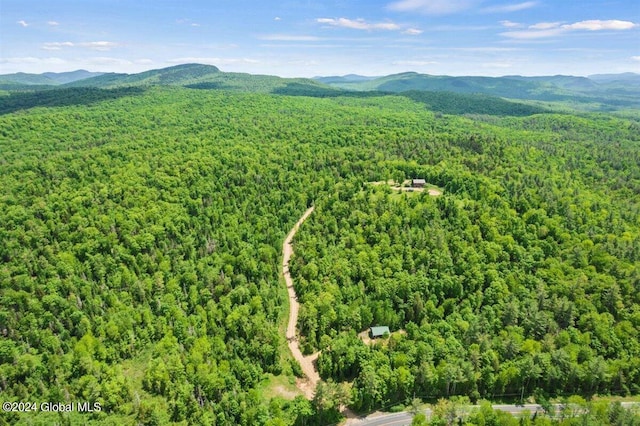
[368,179,443,196]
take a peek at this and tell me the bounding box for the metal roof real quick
[370,326,390,337]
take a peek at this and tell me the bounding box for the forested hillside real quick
[0,71,104,90]
[0,83,638,425]
[288,108,640,412]
[316,71,640,111]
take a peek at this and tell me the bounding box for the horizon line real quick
[2,62,640,80]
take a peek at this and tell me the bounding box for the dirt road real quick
[283,206,320,399]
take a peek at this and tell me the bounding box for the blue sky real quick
[1,0,639,77]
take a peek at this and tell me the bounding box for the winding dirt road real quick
[283,206,320,399]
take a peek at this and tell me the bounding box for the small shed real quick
[370,326,390,339]
[412,179,426,188]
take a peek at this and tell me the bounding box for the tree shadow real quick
[0,86,147,115]
[271,82,547,116]
[184,82,234,90]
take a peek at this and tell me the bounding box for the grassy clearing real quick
[258,373,302,401]
[366,180,443,196]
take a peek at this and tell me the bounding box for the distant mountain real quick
[314,72,555,95]
[314,72,549,97]
[0,70,104,87]
[3,65,638,112]
[588,72,640,84]
[314,71,640,109]
[65,63,339,94]
[314,74,377,84]
[42,70,105,84]
[65,63,332,94]
[504,75,599,91]
[66,64,220,88]
[63,72,130,88]
[1,63,543,117]
[0,72,58,86]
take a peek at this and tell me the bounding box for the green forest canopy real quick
[0,85,638,425]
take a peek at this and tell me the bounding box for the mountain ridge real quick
[0,70,105,86]
[1,64,638,111]
[3,65,638,90]
[61,63,335,94]
[312,71,640,110]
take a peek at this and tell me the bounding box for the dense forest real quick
[0,80,639,425]
[288,101,640,413]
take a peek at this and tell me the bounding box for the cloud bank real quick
[502,19,637,39]
[482,1,538,13]
[41,41,120,51]
[387,0,478,15]
[317,18,400,31]
[315,17,423,36]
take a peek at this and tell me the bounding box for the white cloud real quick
[562,20,637,31]
[274,17,281,21]
[502,19,638,39]
[317,18,400,31]
[176,18,200,26]
[380,0,549,33]
[403,28,423,35]
[42,42,75,50]
[529,22,562,30]
[17,20,29,27]
[314,17,423,35]
[500,20,522,28]
[483,1,538,13]
[259,34,322,41]
[632,56,640,61]
[387,0,478,15]
[48,21,60,26]
[41,41,119,51]
[501,28,564,39]
[80,41,120,51]
[450,47,520,52]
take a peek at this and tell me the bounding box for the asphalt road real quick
[345,402,639,426]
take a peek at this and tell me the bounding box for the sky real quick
[1,0,639,77]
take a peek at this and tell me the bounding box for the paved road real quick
[345,402,640,426]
